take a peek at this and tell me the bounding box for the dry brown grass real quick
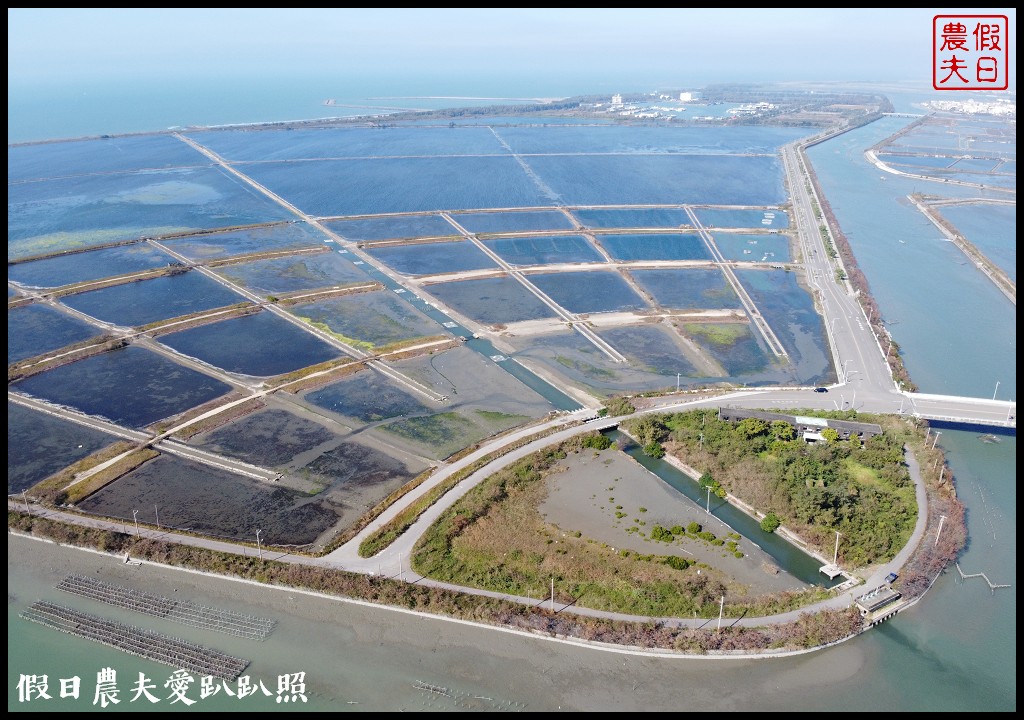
[428,461,739,616]
[62,448,160,504]
[170,397,267,440]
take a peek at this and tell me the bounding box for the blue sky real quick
[8,8,1017,88]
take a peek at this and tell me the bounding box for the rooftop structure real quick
[854,586,902,615]
[717,407,883,441]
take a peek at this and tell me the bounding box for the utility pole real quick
[933,431,942,449]
[718,596,724,630]
[256,529,263,561]
[154,505,160,529]
[550,577,555,611]
[22,491,30,514]
[676,373,681,392]
[833,531,840,565]
[935,515,947,547]
[993,381,1000,400]
[132,509,140,538]
[706,486,712,514]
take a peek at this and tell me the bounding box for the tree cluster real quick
[621,409,917,566]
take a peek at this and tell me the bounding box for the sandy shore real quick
[540,449,808,596]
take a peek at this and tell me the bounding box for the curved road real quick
[9,128,1012,640]
[10,386,934,631]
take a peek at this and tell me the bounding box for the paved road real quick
[8,391,927,629]
[10,131,1010,634]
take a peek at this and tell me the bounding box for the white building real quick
[679,92,693,102]
[611,94,623,106]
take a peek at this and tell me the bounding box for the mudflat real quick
[539,448,808,597]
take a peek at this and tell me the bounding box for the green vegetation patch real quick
[600,396,636,417]
[8,510,865,654]
[294,316,376,351]
[9,227,189,262]
[554,355,619,381]
[473,409,531,435]
[381,411,481,460]
[358,425,563,557]
[623,408,919,567]
[413,436,825,617]
[682,323,748,347]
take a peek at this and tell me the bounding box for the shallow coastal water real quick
[5,534,875,712]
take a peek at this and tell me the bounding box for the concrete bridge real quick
[902,392,1015,430]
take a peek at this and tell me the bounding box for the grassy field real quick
[413,438,827,617]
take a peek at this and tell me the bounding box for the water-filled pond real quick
[527,270,648,314]
[936,203,1016,281]
[243,156,554,216]
[61,270,247,327]
[8,303,104,363]
[8,166,293,260]
[484,235,604,265]
[711,232,792,262]
[524,155,786,206]
[161,223,326,261]
[572,207,692,229]
[288,290,444,349]
[8,134,208,182]
[215,250,370,295]
[421,276,559,325]
[597,232,710,261]
[597,324,700,376]
[187,125,507,161]
[8,242,174,288]
[158,309,345,376]
[8,401,119,493]
[77,454,342,546]
[365,240,498,276]
[693,207,789,229]
[495,125,806,155]
[452,209,575,234]
[630,268,739,310]
[304,368,431,424]
[735,268,832,385]
[11,344,233,429]
[325,213,458,242]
